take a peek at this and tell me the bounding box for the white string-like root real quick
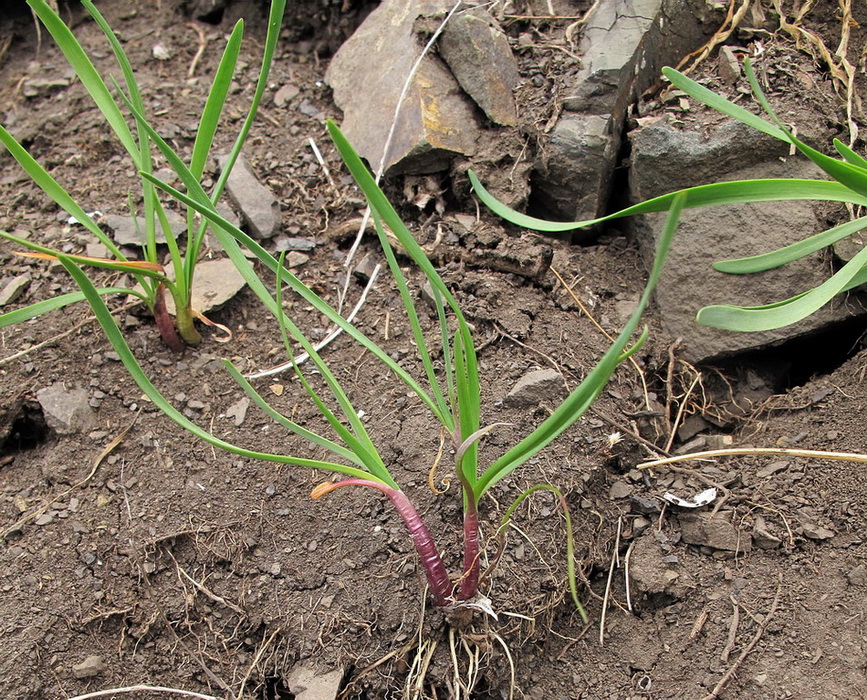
[245,263,381,379]
[66,686,219,700]
[599,516,623,646]
[638,446,867,471]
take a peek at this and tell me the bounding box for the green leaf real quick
[56,253,384,484]
[0,287,143,328]
[28,0,139,163]
[474,192,686,497]
[661,66,789,142]
[469,172,867,233]
[697,244,867,330]
[834,139,867,171]
[713,215,867,273]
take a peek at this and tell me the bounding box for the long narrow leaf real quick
[469,173,867,233]
[834,139,867,171]
[0,287,144,327]
[696,244,867,331]
[661,66,789,142]
[714,215,867,273]
[474,193,685,497]
[0,126,127,261]
[28,0,139,162]
[57,253,385,484]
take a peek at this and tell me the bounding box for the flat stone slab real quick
[218,154,281,239]
[105,210,186,247]
[36,382,94,435]
[164,257,247,316]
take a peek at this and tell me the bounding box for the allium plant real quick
[51,117,683,615]
[470,57,867,333]
[0,0,285,349]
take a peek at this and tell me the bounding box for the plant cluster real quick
[0,0,286,349]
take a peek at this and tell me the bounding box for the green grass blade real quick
[713,215,867,273]
[56,253,385,483]
[371,211,453,429]
[661,66,789,142]
[834,139,867,170]
[190,20,244,181]
[210,0,286,203]
[28,0,139,162]
[142,173,446,420]
[0,287,143,327]
[696,244,867,331]
[474,193,686,497]
[222,361,371,471]
[273,252,392,483]
[0,126,128,260]
[469,172,867,233]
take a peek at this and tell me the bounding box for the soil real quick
[1,2,866,699]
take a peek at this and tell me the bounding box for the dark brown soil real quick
[1,2,866,699]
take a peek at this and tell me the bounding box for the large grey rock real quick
[629,119,867,363]
[326,0,480,174]
[218,154,281,239]
[0,272,31,306]
[439,7,519,126]
[532,0,714,223]
[36,382,94,435]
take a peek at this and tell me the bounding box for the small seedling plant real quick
[470,56,867,333]
[0,0,285,350]
[52,110,684,616]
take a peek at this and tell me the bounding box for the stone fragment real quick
[504,368,563,407]
[679,512,751,552]
[438,8,519,126]
[752,515,782,550]
[284,251,309,268]
[164,257,246,316]
[22,77,70,98]
[532,0,713,221]
[628,120,867,363]
[799,522,835,541]
[36,382,95,436]
[628,533,682,599]
[218,154,281,239]
[273,236,317,252]
[72,654,105,679]
[105,210,185,247]
[609,481,632,499]
[326,0,480,174]
[718,45,741,84]
[287,665,344,700]
[274,83,300,108]
[0,273,31,306]
[847,564,867,587]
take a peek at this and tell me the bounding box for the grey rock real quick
[72,654,105,679]
[164,257,246,316]
[326,0,480,174]
[609,480,632,499]
[105,210,186,247]
[226,397,250,427]
[0,272,31,306]
[679,511,751,552]
[799,521,835,541]
[273,236,317,252]
[752,515,782,550]
[36,382,95,435]
[533,0,713,221]
[439,8,519,126]
[504,368,563,407]
[847,564,867,587]
[274,83,300,108]
[288,665,344,700]
[23,77,70,99]
[218,154,281,239]
[628,120,867,363]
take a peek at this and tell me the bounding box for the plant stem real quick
[153,282,185,351]
[458,502,481,600]
[313,478,454,606]
[173,300,202,347]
